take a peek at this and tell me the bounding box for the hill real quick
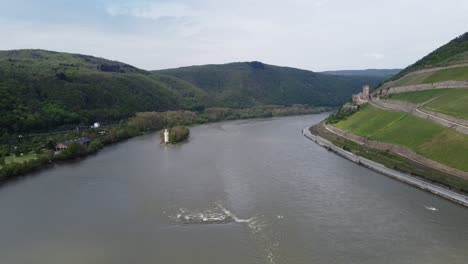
[155,62,387,108]
[321,69,401,78]
[0,50,387,136]
[390,32,468,80]
[318,32,468,192]
[0,49,212,135]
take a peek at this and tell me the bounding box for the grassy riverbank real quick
[310,124,468,193]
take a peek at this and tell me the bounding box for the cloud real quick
[2,0,468,71]
[365,52,385,60]
[106,1,197,20]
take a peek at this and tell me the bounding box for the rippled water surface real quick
[1,114,467,264]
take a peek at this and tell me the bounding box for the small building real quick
[93,122,100,129]
[55,137,91,151]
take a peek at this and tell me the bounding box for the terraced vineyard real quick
[335,105,468,172]
[389,66,468,87]
[387,88,468,119]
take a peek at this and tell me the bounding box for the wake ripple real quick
[167,203,281,264]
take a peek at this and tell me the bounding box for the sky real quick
[0,0,467,71]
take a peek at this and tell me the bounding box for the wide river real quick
[1,114,467,264]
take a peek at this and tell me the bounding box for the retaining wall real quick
[303,126,468,207]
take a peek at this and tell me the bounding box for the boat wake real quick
[169,203,255,225]
[168,203,281,264]
[425,206,438,211]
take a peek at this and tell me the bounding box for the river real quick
[0,114,467,264]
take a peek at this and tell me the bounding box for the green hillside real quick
[390,32,468,80]
[156,62,386,108]
[0,50,389,136]
[335,105,468,172]
[388,89,468,119]
[322,32,468,190]
[0,50,211,134]
[387,66,468,88]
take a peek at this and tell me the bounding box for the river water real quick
[0,114,467,264]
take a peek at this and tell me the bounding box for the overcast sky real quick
[0,0,467,71]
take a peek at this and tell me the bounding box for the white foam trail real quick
[425,206,438,211]
[216,204,255,223]
[172,204,279,264]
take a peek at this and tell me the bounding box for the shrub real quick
[161,126,190,143]
[88,139,104,153]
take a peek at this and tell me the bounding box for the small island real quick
[161,126,190,144]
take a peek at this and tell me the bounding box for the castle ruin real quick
[352,85,370,105]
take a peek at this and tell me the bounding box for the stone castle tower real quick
[362,85,370,99]
[352,85,370,105]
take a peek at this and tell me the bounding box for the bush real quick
[88,139,104,153]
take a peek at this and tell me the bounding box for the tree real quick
[61,142,86,159]
[0,145,9,157]
[88,139,103,153]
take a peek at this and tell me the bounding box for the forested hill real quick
[0,49,208,134]
[0,50,387,135]
[155,62,386,108]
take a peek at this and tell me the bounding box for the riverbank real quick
[303,127,468,207]
[0,106,331,185]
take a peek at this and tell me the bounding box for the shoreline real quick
[303,127,468,208]
[0,110,330,186]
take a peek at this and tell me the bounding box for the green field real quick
[5,154,38,164]
[335,105,468,172]
[388,88,468,119]
[0,154,38,169]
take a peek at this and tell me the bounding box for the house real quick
[55,137,91,151]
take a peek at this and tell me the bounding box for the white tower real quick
[164,129,170,144]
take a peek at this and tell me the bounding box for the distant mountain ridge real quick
[155,62,387,108]
[321,69,401,78]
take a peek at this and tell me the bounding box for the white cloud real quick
[2,0,468,71]
[365,52,385,60]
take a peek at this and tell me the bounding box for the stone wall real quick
[371,99,416,113]
[384,81,468,95]
[374,63,468,94]
[304,126,468,207]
